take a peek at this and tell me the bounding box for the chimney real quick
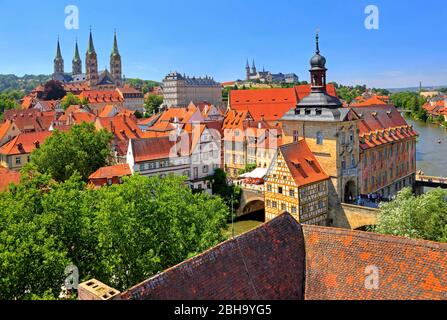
[34,140,40,149]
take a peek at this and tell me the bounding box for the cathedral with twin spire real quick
[52,30,122,89]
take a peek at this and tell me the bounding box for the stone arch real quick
[344,180,357,204]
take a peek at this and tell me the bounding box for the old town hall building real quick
[52,30,122,88]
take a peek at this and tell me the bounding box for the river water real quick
[405,116,447,177]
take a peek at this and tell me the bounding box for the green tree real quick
[144,94,163,115]
[41,80,66,101]
[60,93,83,110]
[91,174,228,290]
[0,172,229,299]
[27,123,113,182]
[0,173,71,300]
[372,188,447,242]
[0,93,19,116]
[212,169,242,210]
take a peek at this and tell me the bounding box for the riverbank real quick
[405,115,447,177]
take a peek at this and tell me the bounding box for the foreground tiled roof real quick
[83,213,447,300]
[120,213,306,300]
[302,224,447,300]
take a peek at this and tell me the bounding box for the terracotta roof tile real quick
[0,131,52,155]
[89,164,131,180]
[0,166,21,191]
[120,213,306,300]
[280,140,329,187]
[302,224,447,300]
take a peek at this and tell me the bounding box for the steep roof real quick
[3,109,55,132]
[279,140,329,187]
[80,90,123,104]
[229,84,337,121]
[89,164,131,180]
[351,95,389,107]
[96,115,142,141]
[120,213,306,300]
[0,131,52,156]
[302,224,447,300]
[351,105,418,150]
[0,166,21,191]
[130,137,179,162]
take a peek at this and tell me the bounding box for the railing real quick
[416,174,447,185]
[342,168,358,177]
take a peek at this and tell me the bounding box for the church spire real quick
[72,39,82,75]
[88,27,95,54]
[54,37,64,75]
[110,30,122,86]
[56,37,62,60]
[111,30,119,56]
[315,32,320,54]
[73,39,80,61]
[252,59,257,74]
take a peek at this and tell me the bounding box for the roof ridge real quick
[301,224,447,250]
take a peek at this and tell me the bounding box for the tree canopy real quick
[372,188,447,242]
[60,93,88,110]
[27,123,113,182]
[0,173,229,299]
[144,94,163,115]
[41,80,66,101]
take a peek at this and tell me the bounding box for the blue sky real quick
[0,0,446,88]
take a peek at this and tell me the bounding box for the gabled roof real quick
[302,224,447,300]
[113,212,447,301]
[120,213,306,300]
[279,140,329,187]
[96,115,142,141]
[89,164,131,180]
[222,109,254,130]
[0,131,52,156]
[351,105,418,150]
[350,95,388,107]
[0,166,21,191]
[229,84,338,121]
[2,109,56,132]
[130,136,185,162]
[80,90,124,104]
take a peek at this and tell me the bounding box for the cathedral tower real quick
[110,31,122,86]
[245,59,251,80]
[85,29,98,86]
[54,38,64,75]
[251,59,257,75]
[72,40,82,75]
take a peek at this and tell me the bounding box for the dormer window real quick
[295,108,301,115]
[316,109,322,116]
[305,109,311,115]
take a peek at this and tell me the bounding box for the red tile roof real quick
[351,96,388,107]
[120,213,306,300]
[80,90,123,104]
[0,166,21,191]
[89,164,131,180]
[302,224,447,300]
[3,109,56,132]
[351,106,418,150]
[96,115,142,141]
[115,212,447,300]
[279,140,329,187]
[229,84,337,121]
[0,131,52,155]
[130,137,179,162]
